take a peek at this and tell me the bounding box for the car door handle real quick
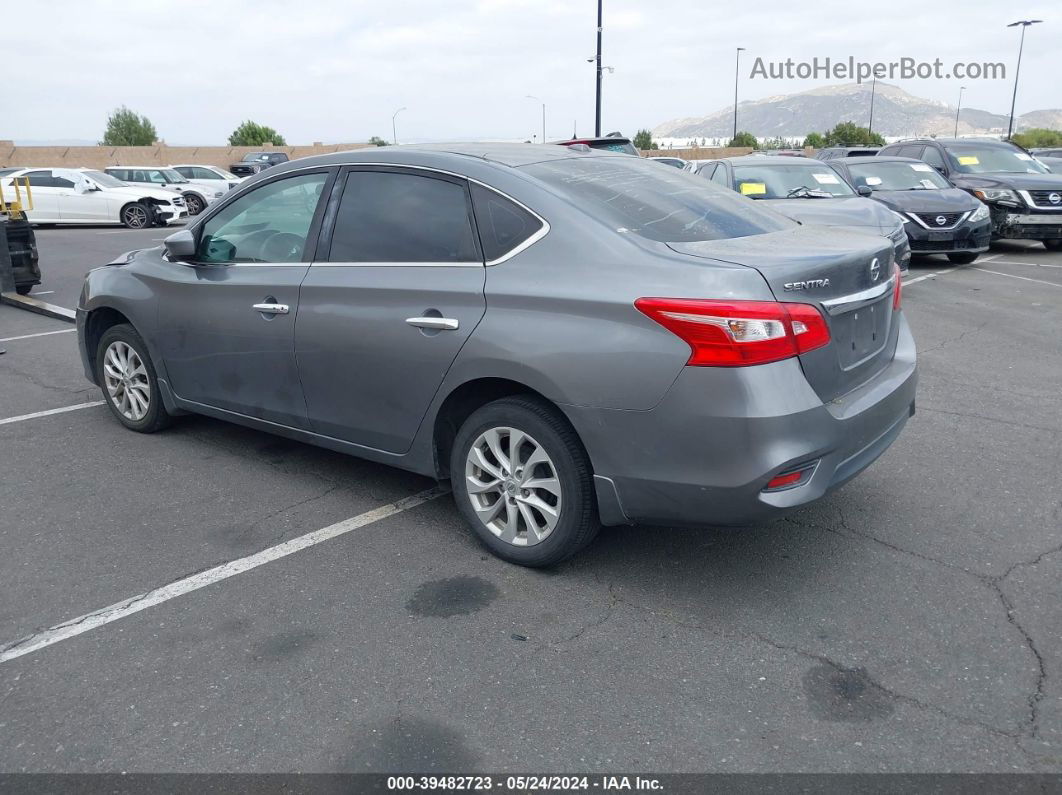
[406,316,459,331]
[253,303,289,315]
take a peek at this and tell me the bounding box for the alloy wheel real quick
[464,426,562,547]
[123,205,149,228]
[102,341,150,421]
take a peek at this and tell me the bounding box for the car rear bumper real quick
[565,314,918,527]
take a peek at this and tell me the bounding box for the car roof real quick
[723,155,832,166]
[839,156,923,164]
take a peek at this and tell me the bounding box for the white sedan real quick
[2,168,187,228]
[170,164,244,195]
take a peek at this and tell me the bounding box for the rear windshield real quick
[585,140,639,156]
[523,156,795,243]
[847,161,950,191]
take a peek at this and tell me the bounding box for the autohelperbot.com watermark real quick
[749,56,1006,82]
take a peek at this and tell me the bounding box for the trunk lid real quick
[668,225,899,401]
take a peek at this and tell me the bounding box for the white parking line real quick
[0,486,449,664]
[32,290,55,295]
[0,401,105,426]
[971,268,1062,288]
[901,254,1001,287]
[0,328,76,343]
[988,259,1062,269]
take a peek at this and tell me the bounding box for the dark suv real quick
[229,152,290,177]
[816,146,880,161]
[879,138,1062,250]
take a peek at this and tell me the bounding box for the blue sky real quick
[5,0,1056,144]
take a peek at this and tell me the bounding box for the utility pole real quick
[733,47,745,141]
[392,107,406,145]
[868,77,877,136]
[1006,20,1042,140]
[954,86,966,138]
[594,0,603,136]
[526,96,546,143]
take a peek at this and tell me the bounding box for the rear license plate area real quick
[927,230,953,241]
[833,297,891,370]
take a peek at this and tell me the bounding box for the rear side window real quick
[328,170,480,263]
[524,157,794,242]
[922,147,946,171]
[470,183,542,262]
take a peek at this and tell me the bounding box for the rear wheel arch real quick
[432,377,589,480]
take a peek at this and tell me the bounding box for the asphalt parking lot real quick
[1,226,1061,773]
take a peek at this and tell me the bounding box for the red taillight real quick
[634,298,831,367]
[766,471,803,490]
[893,262,903,310]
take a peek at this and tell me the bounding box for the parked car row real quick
[0,164,246,227]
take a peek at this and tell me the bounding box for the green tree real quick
[823,121,884,147]
[100,106,158,146]
[727,131,760,149]
[368,136,389,147]
[228,121,287,147]
[802,131,827,149]
[1011,128,1062,149]
[633,129,659,150]
[760,136,790,150]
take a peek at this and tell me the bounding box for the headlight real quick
[888,209,910,225]
[974,188,1019,204]
[969,203,990,222]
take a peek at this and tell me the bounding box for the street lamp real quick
[954,86,966,138]
[1005,20,1042,140]
[526,95,546,144]
[868,77,877,136]
[392,107,407,145]
[592,0,603,136]
[733,47,745,142]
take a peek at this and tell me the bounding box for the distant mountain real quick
[653,82,1062,140]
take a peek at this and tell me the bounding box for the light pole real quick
[733,47,745,142]
[526,95,546,144]
[954,86,966,138]
[1006,19,1042,140]
[868,77,877,136]
[392,107,406,145]
[593,0,603,136]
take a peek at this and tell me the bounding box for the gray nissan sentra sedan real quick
[77,143,916,566]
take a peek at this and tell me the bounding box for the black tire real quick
[15,284,32,295]
[1044,239,1062,251]
[95,323,173,433]
[450,396,599,567]
[184,193,205,215]
[120,202,152,229]
[947,252,979,264]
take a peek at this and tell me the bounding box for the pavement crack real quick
[917,406,1061,436]
[916,320,991,355]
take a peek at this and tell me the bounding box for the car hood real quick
[759,196,895,231]
[951,172,1062,191]
[866,188,979,214]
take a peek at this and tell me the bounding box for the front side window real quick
[524,156,794,242]
[193,167,219,180]
[711,164,730,186]
[328,170,479,263]
[921,147,947,171]
[196,171,328,263]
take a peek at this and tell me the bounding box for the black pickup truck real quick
[229,152,290,177]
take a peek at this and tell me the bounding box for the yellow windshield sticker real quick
[740,182,767,195]
[957,155,980,165]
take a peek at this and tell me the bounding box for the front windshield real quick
[242,153,270,162]
[847,161,950,191]
[731,163,855,198]
[160,169,189,183]
[947,145,1050,174]
[523,156,794,243]
[82,170,126,188]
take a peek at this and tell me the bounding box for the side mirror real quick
[934,166,946,176]
[857,185,873,197]
[164,228,196,261]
